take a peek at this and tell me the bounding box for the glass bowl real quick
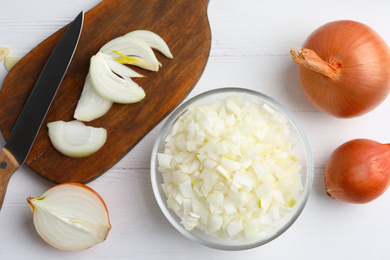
[150,87,313,250]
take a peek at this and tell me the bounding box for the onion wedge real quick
[4,56,21,71]
[47,120,107,158]
[125,30,173,59]
[89,52,146,104]
[74,74,113,122]
[74,54,144,121]
[0,47,11,61]
[105,56,144,78]
[100,36,160,71]
[27,183,111,251]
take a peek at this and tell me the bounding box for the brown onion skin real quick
[325,139,390,204]
[297,20,390,118]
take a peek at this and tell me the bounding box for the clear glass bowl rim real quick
[150,87,314,251]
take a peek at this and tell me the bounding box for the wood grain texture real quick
[0,0,211,183]
[0,148,19,209]
[3,0,390,259]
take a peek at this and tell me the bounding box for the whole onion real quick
[325,139,390,204]
[291,20,390,118]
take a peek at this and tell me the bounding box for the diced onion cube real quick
[158,95,303,241]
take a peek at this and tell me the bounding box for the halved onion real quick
[73,74,113,122]
[27,183,111,251]
[89,52,146,104]
[47,120,107,158]
[125,30,173,59]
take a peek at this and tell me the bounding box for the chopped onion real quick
[125,30,173,59]
[27,183,111,251]
[73,74,113,122]
[158,96,303,241]
[89,52,146,104]
[47,120,107,158]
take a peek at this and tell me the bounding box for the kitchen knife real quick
[0,11,84,210]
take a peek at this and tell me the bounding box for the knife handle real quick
[0,148,20,210]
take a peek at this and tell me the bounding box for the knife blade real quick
[0,11,84,210]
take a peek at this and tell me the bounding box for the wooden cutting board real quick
[0,0,211,183]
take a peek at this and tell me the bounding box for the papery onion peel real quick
[325,139,390,204]
[291,20,390,118]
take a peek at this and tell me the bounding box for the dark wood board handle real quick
[0,0,211,183]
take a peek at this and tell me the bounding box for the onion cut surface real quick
[0,47,11,61]
[27,183,111,251]
[73,74,113,122]
[47,120,107,158]
[158,96,303,241]
[100,35,161,71]
[89,52,146,104]
[100,30,173,71]
[124,30,174,59]
[74,30,173,121]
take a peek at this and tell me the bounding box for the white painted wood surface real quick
[1,0,390,259]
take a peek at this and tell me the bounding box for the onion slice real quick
[74,51,144,121]
[4,56,21,71]
[0,47,11,61]
[27,183,111,251]
[89,52,146,104]
[47,120,107,158]
[100,36,160,71]
[73,30,172,122]
[74,74,113,122]
[105,56,144,78]
[125,30,173,59]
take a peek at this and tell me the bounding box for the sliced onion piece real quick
[27,183,111,251]
[74,74,113,122]
[89,52,145,104]
[0,47,11,61]
[106,57,144,78]
[4,56,21,71]
[47,120,107,158]
[125,30,173,59]
[99,36,160,71]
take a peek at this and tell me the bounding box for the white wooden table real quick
[1,0,390,259]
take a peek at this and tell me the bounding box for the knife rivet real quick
[0,161,7,169]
